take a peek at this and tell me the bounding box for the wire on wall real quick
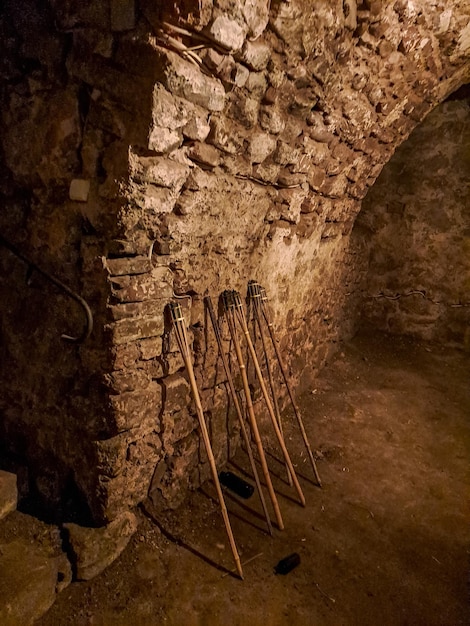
[370,290,469,308]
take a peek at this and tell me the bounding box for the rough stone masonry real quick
[0,0,469,524]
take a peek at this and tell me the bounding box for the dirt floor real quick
[36,330,469,626]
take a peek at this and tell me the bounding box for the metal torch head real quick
[169,301,185,323]
[222,290,235,311]
[231,290,243,309]
[247,280,262,300]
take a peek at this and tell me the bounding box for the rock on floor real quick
[64,511,138,581]
[0,539,71,626]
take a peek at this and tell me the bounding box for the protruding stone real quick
[300,195,321,214]
[249,132,277,163]
[229,95,259,128]
[110,317,165,346]
[159,50,225,112]
[175,190,199,215]
[240,40,271,70]
[188,142,220,167]
[245,71,268,98]
[183,116,211,142]
[259,106,286,134]
[139,336,163,360]
[162,408,196,457]
[278,186,309,224]
[138,186,178,214]
[148,85,191,152]
[109,300,167,322]
[105,257,152,277]
[69,179,90,202]
[233,63,250,87]
[109,266,173,303]
[302,136,331,166]
[148,127,182,153]
[273,141,299,166]
[0,471,17,521]
[208,117,244,154]
[242,0,270,39]
[130,155,189,190]
[150,84,191,131]
[64,511,138,581]
[104,368,152,394]
[253,162,280,183]
[209,15,246,51]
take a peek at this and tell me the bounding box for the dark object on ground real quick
[274,553,301,575]
[219,472,255,499]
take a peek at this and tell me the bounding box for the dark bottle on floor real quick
[274,553,301,575]
[219,471,254,499]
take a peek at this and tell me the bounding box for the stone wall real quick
[355,90,470,346]
[1,0,469,523]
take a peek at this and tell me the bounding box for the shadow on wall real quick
[354,86,470,348]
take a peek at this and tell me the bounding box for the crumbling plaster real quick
[0,0,469,522]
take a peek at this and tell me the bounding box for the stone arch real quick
[353,87,470,345]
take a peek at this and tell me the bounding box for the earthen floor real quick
[38,330,470,626]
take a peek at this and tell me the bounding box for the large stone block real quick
[209,14,246,51]
[183,115,211,141]
[158,50,226,112]
[240,40,271,70]
[259,106,286,134]
[241,0,270,39]
[109,317,165,345]
[138,337,164,360]
[95,432,163,517]
[249,131,277,163]
[105,256,153,277]
[109,383,163,432]
[64,511,138,580]
[273,141,300,166]
[229,94,260,128]
[133,185,179,214]
[150,83,192,131]
[109,266,173,303]
[301,136,331,166]
[104,368,152,394]
[155,432,199,508]
[94,435,129,478]
[94,429,162,480]
[208,116,245,154]
[129,154,190,190]
[278,186,309,224]
[109,301,164,322]
[147,84,195,152]
[112,342,140,370]
[188,142,221,167]
[148,127,182,153]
